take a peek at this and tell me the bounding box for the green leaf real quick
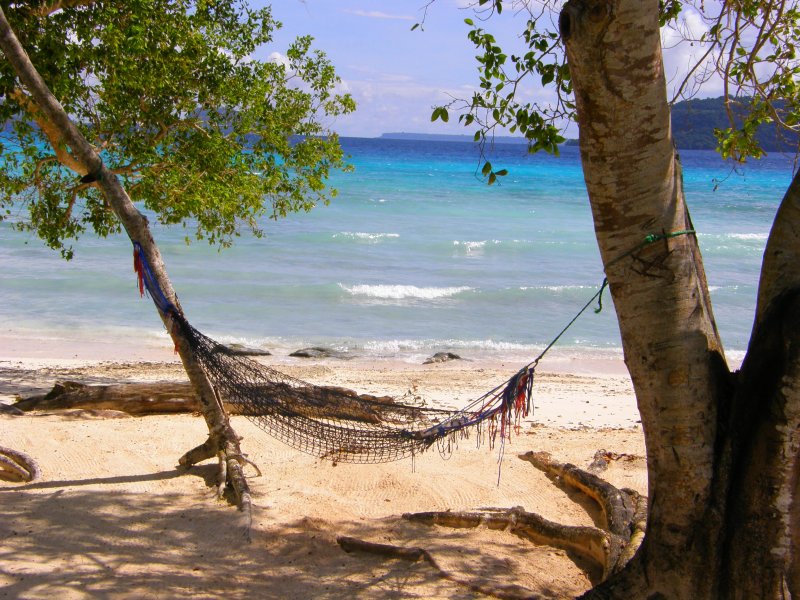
[0,1,355,256]
[481,161,492,176]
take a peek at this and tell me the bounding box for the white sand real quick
[0,344,645,599]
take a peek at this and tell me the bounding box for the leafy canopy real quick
[422,0,799,178]
[0,0,355,258]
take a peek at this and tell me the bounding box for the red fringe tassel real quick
[133,248,145,297]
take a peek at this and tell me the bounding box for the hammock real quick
[132,229,692,463]
[133,242,535,464]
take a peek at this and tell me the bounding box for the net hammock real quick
[132,229,695,463]
[134,242,538,464]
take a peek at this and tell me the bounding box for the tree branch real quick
[10,88,89,175]
[30,0,97,18]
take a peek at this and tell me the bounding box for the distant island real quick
[380,132,529,145]
[383,97,799,152]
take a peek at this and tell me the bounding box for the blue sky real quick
[258,1,719,138]
[259,1,538,138]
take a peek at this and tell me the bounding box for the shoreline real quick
[0,333,640,429]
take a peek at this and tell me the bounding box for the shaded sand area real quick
[1,355,645,599]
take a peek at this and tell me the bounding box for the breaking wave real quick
[339,284,473,300]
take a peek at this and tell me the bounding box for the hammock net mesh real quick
[135,243,534,464]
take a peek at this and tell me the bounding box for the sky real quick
[256,1,719,139]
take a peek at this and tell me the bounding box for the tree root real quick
[340,450,647,597]
[337,535,535,600]
[519,451,647,547]
[526,451,646,575]
[404,506,619,582]
[179,427,255,541]
[0,446,40,482]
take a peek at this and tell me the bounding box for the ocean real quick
[1,138,795,365]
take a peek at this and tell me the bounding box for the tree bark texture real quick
[720,169,800,598]
[561,0,799,597]
[0,8,249,505]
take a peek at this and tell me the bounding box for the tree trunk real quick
[720,169,800,598]
[0,8,250,508]
[560,0,800,597]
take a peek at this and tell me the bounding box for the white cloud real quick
[268,51,291,69]
[661,8,725,99]
[342,9,415,21]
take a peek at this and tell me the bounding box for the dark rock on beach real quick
[0,403,25,416]
[219,343,272,357]
[290,347,349,359]
[423,352,463,364]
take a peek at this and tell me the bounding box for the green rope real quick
[606,229,696,269]
[529,229,696,369]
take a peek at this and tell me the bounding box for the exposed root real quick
[587,449,640,473]
[520,451,642,537]
[215,451,228,499]
[338,535,430,562]
[404,506,620,582]
[340,450,649,595]
[237,454,262,477]
[177,427,255,540]
[337,535,535,600]
[519,450,647,573]
[179,437,217,468]
[0,446,40,482]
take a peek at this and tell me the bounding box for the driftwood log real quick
[14,380,398,423]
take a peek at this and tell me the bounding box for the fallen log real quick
[14,381,200,415]
[14,380,399,423]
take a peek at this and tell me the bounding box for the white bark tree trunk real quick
[561,0,799,597]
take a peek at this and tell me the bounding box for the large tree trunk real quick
[0,9,251,509]
[560,0,799,597]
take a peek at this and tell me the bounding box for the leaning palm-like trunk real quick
[561,0,799,597]
[0,9,251,510]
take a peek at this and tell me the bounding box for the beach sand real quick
[0,345,645,599]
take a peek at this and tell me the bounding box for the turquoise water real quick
[0,139,795,362]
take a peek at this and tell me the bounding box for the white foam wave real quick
[540,285,597,292]
[728,233,768,241]
[453,240,501,256]
[340,284,472,300]
[515,285,596,293]
[333,232,400,242]
[699,232,768,241]
[453,240,501,248]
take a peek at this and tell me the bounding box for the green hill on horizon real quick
[671,97,798,152]
[383,97,798,152]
